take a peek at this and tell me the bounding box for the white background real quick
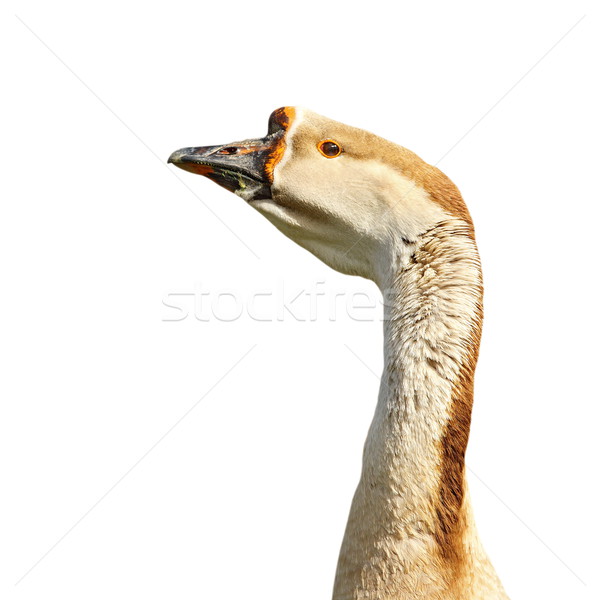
[2,1,599,598]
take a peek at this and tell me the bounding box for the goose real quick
[168,107,509,600]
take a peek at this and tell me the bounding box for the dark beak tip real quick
[167,150,181,165]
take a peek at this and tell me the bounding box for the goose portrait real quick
[169,107,509,599]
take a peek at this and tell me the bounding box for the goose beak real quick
[168,132,284,200]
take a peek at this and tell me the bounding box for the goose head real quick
[169,107,469,286]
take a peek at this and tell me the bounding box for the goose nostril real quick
[217,146,239,155]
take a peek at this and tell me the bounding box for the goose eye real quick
[318,139,342,158]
